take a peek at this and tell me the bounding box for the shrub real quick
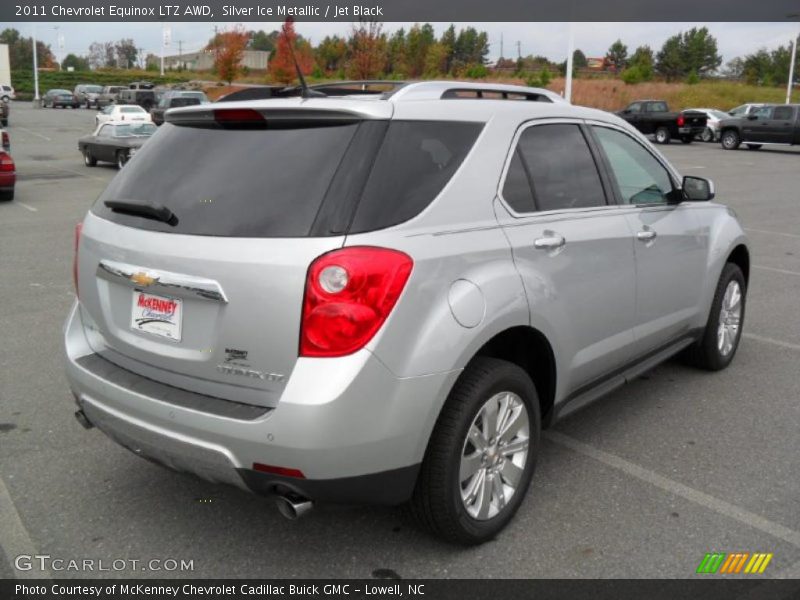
[686,71,700,85]
[465,64,488,79]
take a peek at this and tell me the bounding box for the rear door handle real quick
[534,233,566,250]
[636,229,657,242]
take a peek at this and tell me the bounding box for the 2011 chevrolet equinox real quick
[64,81,750,544]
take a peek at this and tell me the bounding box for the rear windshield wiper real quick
[104,200,178,226]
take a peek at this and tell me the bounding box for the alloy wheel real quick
[717,280,742,356]
[460,391,530,520]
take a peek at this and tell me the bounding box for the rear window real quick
[93,121,362,237]
[93,119,481,238]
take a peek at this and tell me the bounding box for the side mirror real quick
[622,108,632,114]
[683,176,715,202]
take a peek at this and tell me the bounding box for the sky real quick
[4,21,799,66]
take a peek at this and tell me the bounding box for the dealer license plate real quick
[130,290,183,342]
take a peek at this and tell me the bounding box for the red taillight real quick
[0,151,13,172]
[677,115,685,127]
[252,462,305,479]
[300,247,413,358]
[1,131,9,149]
[73,222,83,297]
[214,108,264,123]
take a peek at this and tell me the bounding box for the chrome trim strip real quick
[96,259,229,303]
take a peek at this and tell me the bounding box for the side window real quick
[98,125,112,138]
[506,123,606,212]
[773,106,794,120]
[627,103,642,114]
[592,126,674,205]
[752,106,772,119]
[502,150,535,213]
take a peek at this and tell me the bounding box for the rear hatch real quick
[680,110,707,129]
[77,105,390,407]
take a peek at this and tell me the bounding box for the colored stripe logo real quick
[697,553,773,574]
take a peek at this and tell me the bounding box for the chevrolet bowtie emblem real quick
[130,272,158,287]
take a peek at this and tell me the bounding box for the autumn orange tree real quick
[346,20,386,80]
[207,26,249,84]
[269,18,315,84]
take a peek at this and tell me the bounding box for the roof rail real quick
[389,81,567,104]
[305,81,407,96]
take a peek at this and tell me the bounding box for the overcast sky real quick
[6,21,799,65]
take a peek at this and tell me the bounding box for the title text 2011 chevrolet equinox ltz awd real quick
[65,81,750,544]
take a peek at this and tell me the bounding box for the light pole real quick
[789,14,799,104]
[53,25,62,70]
[565,23,575,103]
[32,25,40,103]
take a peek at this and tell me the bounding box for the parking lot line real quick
[546,431,800,549]
[13,200,38,212]
[753,265,800,277]
[16,127,52,142]
[0,475,51,579]
[743,333,800,352]
[745,228,800,240]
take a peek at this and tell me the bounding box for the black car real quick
[43,89,80,109]
[150,91,209,125]
[616,100,707,144]
[78,122,157,169]
[719,104,800,150]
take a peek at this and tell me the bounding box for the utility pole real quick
[500,33,504,59]
[516,41,521,60]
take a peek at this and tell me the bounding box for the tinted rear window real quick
[349,121,482,233]
[93,121,360,237]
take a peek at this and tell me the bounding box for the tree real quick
[680,27,721,76]
[405,23,436,77]
[62,54,89,71]
[656,28,721,81]
[386,29,408,76]
[0,28,56,70]
[440,24,457,74]
[268,18,315,84]
[630,45,654,69]
[605,39,628,73]
[207,26,250,84]
[655,34,684,81]
[144,53,159,72]
[315,35,348,73]
[88,41,115,68]
[346,20,386,80]
[249,30,279,53]
[115,39,137,69]
[559,49,588,76]
[621,45,654,83]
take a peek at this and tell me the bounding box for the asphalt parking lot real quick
[1,101,799,580]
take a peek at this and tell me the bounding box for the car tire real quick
[116,151,128,169]
[1,119,7,127]
[654,127,671,144]
[680,135,693,144]
[1,95,9,103]
[682,263,746,371]
[83,149,97,167]
[0,189,13,201]
[700,128,714,143]
[721,130,740,150]
[410,356,541,545]
[746,144,762,151]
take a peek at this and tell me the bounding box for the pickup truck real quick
[719,104,800,150]
[616,100,707,144]
[95,86,125,109]
[117,82,159,111]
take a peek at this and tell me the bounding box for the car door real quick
[623,102,644,130]
[765,105,796,143]
[589,123,709,354]
[494,120,639,399]
[742,106,773,142]
[95,125,115,162]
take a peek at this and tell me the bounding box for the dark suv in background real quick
[150,91,209,125]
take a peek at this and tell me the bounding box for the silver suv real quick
[65,81,750,544]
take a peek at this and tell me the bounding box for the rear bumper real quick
[64,302,458,504]
[678,126,706,136]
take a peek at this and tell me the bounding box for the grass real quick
[490,76,790,111]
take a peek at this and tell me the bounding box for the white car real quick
[686,108,732,142]
[95,104,152,127]
[1,85,14,102]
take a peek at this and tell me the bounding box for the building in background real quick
[163,50,269,71]
[0,45,11,87]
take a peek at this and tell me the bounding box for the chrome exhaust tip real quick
[275,495,313,520]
